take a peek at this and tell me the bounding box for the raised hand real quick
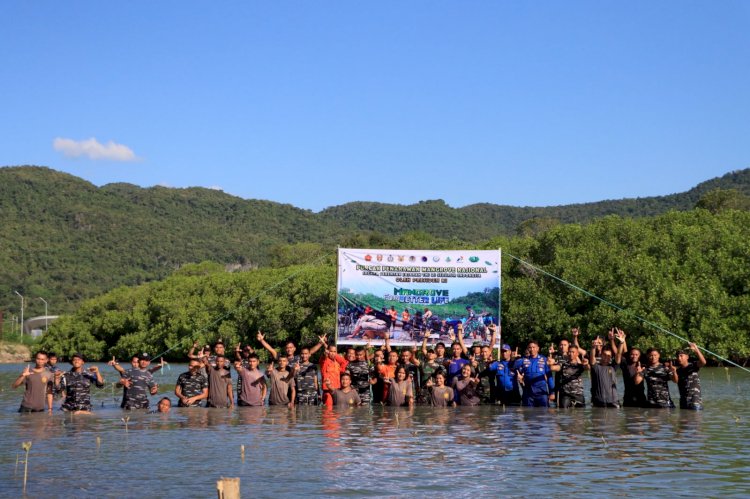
[615,328,626,343]
[256,331,265,341]
[108,356,117,366]
[572,327,579,338]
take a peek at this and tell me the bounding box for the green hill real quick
[1,165,748,320]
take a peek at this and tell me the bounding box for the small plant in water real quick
[21,441,32,493]
[121,416,130,432]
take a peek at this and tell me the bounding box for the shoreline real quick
[0,342,31,363]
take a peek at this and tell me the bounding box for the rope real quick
[504,252,750,374]
[150,253,332,360]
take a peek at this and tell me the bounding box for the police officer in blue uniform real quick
[515,340,554,407]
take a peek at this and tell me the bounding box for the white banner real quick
[337,248,501,347]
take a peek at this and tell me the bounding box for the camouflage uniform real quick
[644,364,675,408]
[345,360,372,405]
[294,361,319,405]
[122,368,157,410]
[176,370,208,407]
[676,361,702,410]
[60,371,104,411]
[474,359,494,404]
[557,360,586,408]
[285,354,301,370]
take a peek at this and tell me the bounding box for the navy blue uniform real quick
[483,359,520,405]
[515,355,554,407]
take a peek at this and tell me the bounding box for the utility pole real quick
[38,297,48,331]
[15,291,24,337]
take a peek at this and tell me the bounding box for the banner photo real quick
[337,248,501,347]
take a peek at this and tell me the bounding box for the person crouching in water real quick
[328,372,361,408]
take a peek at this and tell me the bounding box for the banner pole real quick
[498,248,503,356]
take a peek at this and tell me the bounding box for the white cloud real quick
[53,137,138,162]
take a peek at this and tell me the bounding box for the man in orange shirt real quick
[377,350,399,403]
[388,306,398,330]
[319,339,348,408]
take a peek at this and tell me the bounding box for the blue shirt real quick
[514,355,554,396]
[487,359,518,392]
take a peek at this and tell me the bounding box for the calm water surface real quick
[1,363,749,498]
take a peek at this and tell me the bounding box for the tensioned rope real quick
[504,252,750,374]
[150,252,332,361]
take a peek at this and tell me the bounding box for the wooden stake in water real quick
[96,436,101,453]
[21,441,32,493]
[121,416,130,432]
[217,477,240,499]
[240,444,245,463]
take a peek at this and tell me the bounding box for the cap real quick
[501,344,511,351]
[140,352,151,361]
[675,349,688,357]
[71,353,85,361]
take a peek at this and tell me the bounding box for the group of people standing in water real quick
[12,322,707,413]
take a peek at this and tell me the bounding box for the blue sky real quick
[1,2,748,211]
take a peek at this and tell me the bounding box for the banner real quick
[337,248,501,347]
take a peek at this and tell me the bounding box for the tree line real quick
[38,208,750,365]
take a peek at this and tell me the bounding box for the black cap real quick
[140,352,151,361]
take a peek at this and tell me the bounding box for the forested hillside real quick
[38,209,750,363]
[1,165,749,320]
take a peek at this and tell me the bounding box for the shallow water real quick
[1,364,749,498]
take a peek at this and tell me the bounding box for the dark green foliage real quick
[3,166,750,363]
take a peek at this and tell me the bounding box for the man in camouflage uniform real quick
[295,347,320,405]
[550,343,588,407]
[56,353,105,412]
[676,342,707,410]
[120,352,159,410]
[473,343,496,404]
[346,347,375,405]
[175,359,208,407]
[636,348,677,408]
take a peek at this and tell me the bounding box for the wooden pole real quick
[217,477,240,499]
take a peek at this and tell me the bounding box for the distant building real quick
[23,316,60,335]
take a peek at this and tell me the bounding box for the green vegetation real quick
[35,209,750,365]
[3,165,749,320]
[2,165,749,363]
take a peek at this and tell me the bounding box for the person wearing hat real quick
[480,344,521,406]
[119,353,159,410]
[55,353,104,413]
